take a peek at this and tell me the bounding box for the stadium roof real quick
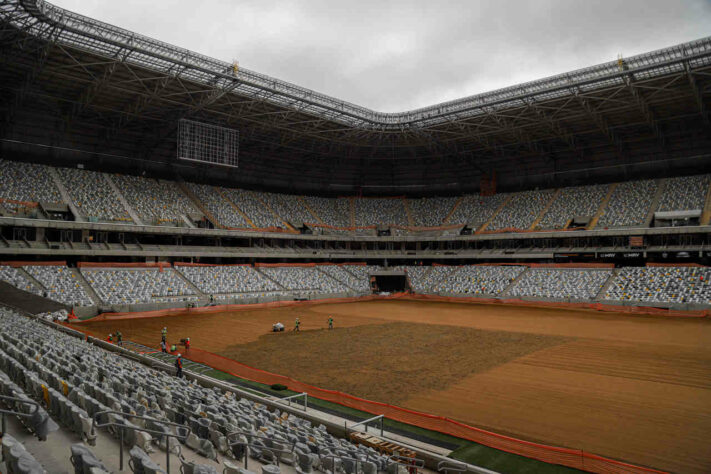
[1,0,710,194]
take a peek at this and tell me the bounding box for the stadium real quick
[0,0,710,473]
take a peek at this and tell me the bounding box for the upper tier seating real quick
[598,179,657,228]
[258,192,313,227]
[447,193,509,228]
[539,185,608,230]
[260,266,349,294]
[488,189,554,231]
[221,189,283,228]
[436,265,526,295]
[23,265,93,307]
[408,197,457,227]
[657,174,711,212]
[112,175,197,224]
[176,265,279,295]
[509,268,611,300]
[81,268,196,304]
[0,159,62,205]
[57,168,130,222]
[302,196,350,227]
[354,199,408,227]
[187,183,250,228]
[605,266,711,304]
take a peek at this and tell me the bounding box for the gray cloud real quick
[52,0,711,112]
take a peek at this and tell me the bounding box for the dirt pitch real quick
[79,300,711,473]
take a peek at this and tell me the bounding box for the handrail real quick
[348,414,384,436]
[437,459,468,474]
[280,392,308,411]
[0,394,40,437]
[92,409,190,473]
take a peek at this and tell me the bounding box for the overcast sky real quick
[52,0,711,112]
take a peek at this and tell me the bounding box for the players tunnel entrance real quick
[370,271,411,293]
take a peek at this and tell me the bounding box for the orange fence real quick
[69,292,700,472]
[0,198,39,208]
[0,260,67,267]
[182,339,665,473]
[646,263,709,267]
[77,261,172,269]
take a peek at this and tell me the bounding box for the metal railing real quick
[348,414,384,436]
[0,394,40,437]
[389,455,425,474]
[437,460,468,474]
[92,410,191,473]
[281,392,308,411]
[3,1,711,129]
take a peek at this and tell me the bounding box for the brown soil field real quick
[77,299,711,473]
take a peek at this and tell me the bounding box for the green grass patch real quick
[201,367,583,473]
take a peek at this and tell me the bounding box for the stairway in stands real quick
[499,267,530,296]
[478,194,513,232]
[530,189,561,230]
[218,190,256,228]
[442,197,463,224]
[177,182,222,228]
[298,196,325,225]
[403,198,415,226]
[644,178,668,227]
[70,267,103,306]
[46,167,85,222]
[105,175,143,225]
[701,180,711,225]
[349,198,356,227]
[595,268,620,301]
[588,183,618,230]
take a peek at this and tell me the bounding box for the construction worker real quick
[107,334,113,343]
[175,353,183,378]
[160,340,167,353]
[115,331,123,347]
[328,317,334,330]
[161,327,167,343]
[185,337,191,352]
[294,317,300,332]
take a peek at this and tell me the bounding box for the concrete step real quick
[701,178,711,225]
[403,198,415,226]
[172,267,206,297]
[218,189,257,228]
[15,267,47,292]
[478,194,513,233]
[645,178,667,227]
[255,267,287,290]
[530,188,561,230]
[252,191,294,230]
[298,196,325,225]
[316,266,355,291]
[46,167,85,222]
[588,182,618,230]
[500,266,530,297]
[442,196,463,224]
[71,266,103,305]
[177,181,222,228]
[595,268,620,301]
[104,174,142,225]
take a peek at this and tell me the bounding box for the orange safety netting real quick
[70,293,701,472]
[226,226,299,234]
[77,261,172,269]
[0,260,67,267]
[306,223,377,232]
[0,198,39,208]
[179,342,665,474]
[646,263,709,267]
[476,226,585,234]
[390,224,465,232]
[174,262,251,267]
